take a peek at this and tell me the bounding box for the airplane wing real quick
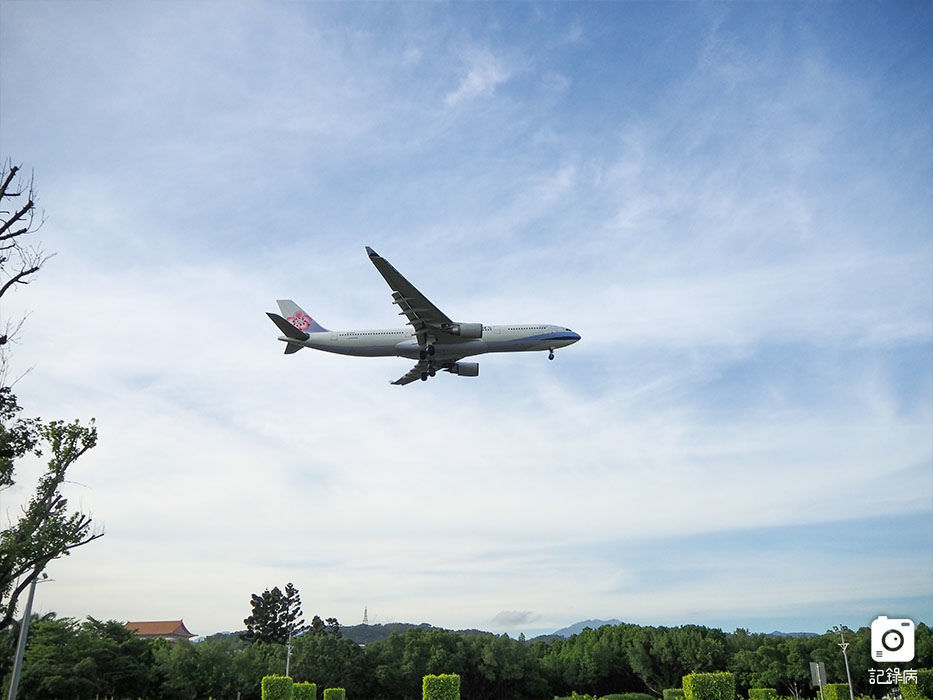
[391,360,433,386]
[366,246,456,347]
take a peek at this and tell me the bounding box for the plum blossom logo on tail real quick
[288,311,313,331]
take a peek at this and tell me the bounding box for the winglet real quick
[365,246,378,257]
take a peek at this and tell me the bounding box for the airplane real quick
[266,246,581,385]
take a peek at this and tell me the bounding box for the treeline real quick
[1,615,930,700]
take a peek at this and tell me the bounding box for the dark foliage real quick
[242,583,307,645]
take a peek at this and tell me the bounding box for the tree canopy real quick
[9,616,933,700]
[242,583,307,645]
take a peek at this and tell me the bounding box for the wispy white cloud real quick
[445,47,513,107]
[0,1,929,636]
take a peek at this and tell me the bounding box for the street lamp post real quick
[286,629,293,677]
[833,625,856,700]
[7,573,48,700]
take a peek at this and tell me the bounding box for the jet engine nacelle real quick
[449,362,479,377]
[445,322,484,339]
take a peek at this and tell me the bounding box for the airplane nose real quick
[570,332,581,343]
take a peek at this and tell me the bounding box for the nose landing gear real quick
[548,348,555,360]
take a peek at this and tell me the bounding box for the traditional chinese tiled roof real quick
[124,620,194,638]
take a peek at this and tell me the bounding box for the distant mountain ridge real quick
[550,619,623,637]
[225,619,815,645]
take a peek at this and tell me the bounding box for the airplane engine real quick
[445,322,483,338]
[448,362,479,377]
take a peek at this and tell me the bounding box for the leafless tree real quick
[0,162,52,377]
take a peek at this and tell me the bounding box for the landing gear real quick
[420,372,428,381]
[548,348,555,361]
[428,366,436,377]
[419,344,437,360]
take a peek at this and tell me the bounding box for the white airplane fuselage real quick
[268,246,581,384]
[278,323,581,361]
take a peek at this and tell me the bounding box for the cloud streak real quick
[0,1,929,636]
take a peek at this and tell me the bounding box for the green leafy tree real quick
[153,634,283,700]
[0,410,99,631]
[291,629,367,697]
[243,582,307,644]
[467,632,548,700]
[78,617,155,698]
[623,626,729,695]
[14,615,153,700]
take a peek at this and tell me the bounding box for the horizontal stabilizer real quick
[284,343,302,355]
[266,312,310,341]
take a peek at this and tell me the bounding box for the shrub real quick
[423,674,461,700]
[294,682,317,700]
[683,672,735,700]
[901,670,933,700]
[822,684,849,700]
[749,689,778,700]
[602,694,655,700]
[323,688,346,700]
[664,690,686,700]
[261,675,294,700]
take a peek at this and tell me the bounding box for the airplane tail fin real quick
[275,300,330,333]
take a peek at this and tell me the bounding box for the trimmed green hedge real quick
[683,672,735,700]
[901,670,933,700]
[663,690,685,700]
[261,675,294,700]
[423,674,461,700]
[323,688,346,700]
[749,689,778,700]
[601,694,654,700]
[822,684,849,700]
[294,682,317,700]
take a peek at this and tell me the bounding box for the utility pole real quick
[7,573,48,700]
[833,625,856,700]
[285,628,293,677]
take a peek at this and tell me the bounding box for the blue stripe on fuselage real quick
[501,331,580,344]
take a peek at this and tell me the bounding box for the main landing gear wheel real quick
[420,372,428,381]
[419,345,437,360]
[428,366,436,377]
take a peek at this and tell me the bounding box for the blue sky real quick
[0,1,930,639]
